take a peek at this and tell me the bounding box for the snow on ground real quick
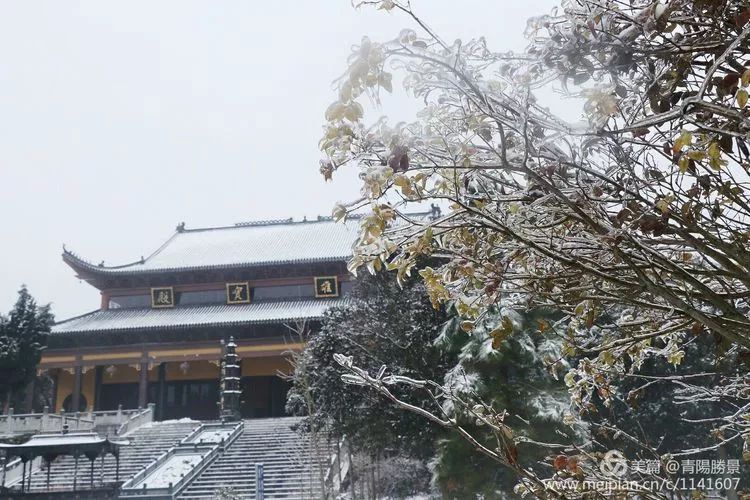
[132,453,203,489]
[192,428,233,443]
[140,417,199,429]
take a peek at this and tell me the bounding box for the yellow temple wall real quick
[242,356,291,377]
[54,369,96,412]
[51,354,292,412]
[54,371,72,412]
[92,357,293,381]
[82,369,95,411]
[100,364,148,384]
[165,360,220,381]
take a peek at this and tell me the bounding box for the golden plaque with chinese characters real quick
[314,276,339,298]
[226,282,251,304]
[150,287,175,308]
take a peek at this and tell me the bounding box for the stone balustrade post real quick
[6,408,13,435]
[41,406,49,432]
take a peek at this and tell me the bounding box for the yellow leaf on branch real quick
[490,316,514,349]
[737,89,749,108]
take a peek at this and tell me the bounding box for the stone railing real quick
[119,421,243,499]
[115,404,154,436]
[1,456,42,489]
[0,407,94,437]
[92,407,140,426]
[0,405,153,438]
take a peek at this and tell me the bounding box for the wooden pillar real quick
[50,370,59,412]
[157,363,166,420]
[71,366,83,413]
[270,377,279,417]
[137,362,148,409]
[93,366,104,411]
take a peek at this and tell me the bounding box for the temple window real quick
[108,294,150,309]
[252,284,315,301]
[177,289,226,305]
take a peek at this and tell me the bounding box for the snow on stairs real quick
[23,419,200,492]
[178,417,330,500]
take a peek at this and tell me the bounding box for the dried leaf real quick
[460,320,475,333]
[735,9,750,27]
[721,73,741,92]
[553,455,568,471]
[737,89,748,108]
[678,155,689,173]
[672,131,692,154]
[490,316,514,349]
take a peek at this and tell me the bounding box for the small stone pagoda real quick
[219,337,242,422]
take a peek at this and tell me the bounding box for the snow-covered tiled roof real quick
[52,299,345,334]
[0,433,105,448]
[63,217,360,275]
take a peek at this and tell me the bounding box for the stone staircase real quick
[19,419,199,492]
[178,417,331,499]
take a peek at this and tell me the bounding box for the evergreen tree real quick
[289,273,576,497]
[433,308,575,498]
[0,286,52,411]
[287,271,454,460]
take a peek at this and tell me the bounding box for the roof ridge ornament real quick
[176,222,186,232]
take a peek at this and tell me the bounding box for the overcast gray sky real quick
[0,0,559,319]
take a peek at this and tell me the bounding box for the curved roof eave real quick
[51,316,325,335]
[50,298,344,336]
[62,251,352,276]
[60,218,360,278]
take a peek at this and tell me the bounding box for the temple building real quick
[41,217,358,421]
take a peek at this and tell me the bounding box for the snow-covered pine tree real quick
[0,286,52,411]
[433,307,576,497]
[287,270,454,461]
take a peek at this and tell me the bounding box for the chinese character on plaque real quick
[226,282,251,304]
[314,276,339,298]
[151,287,175,308]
